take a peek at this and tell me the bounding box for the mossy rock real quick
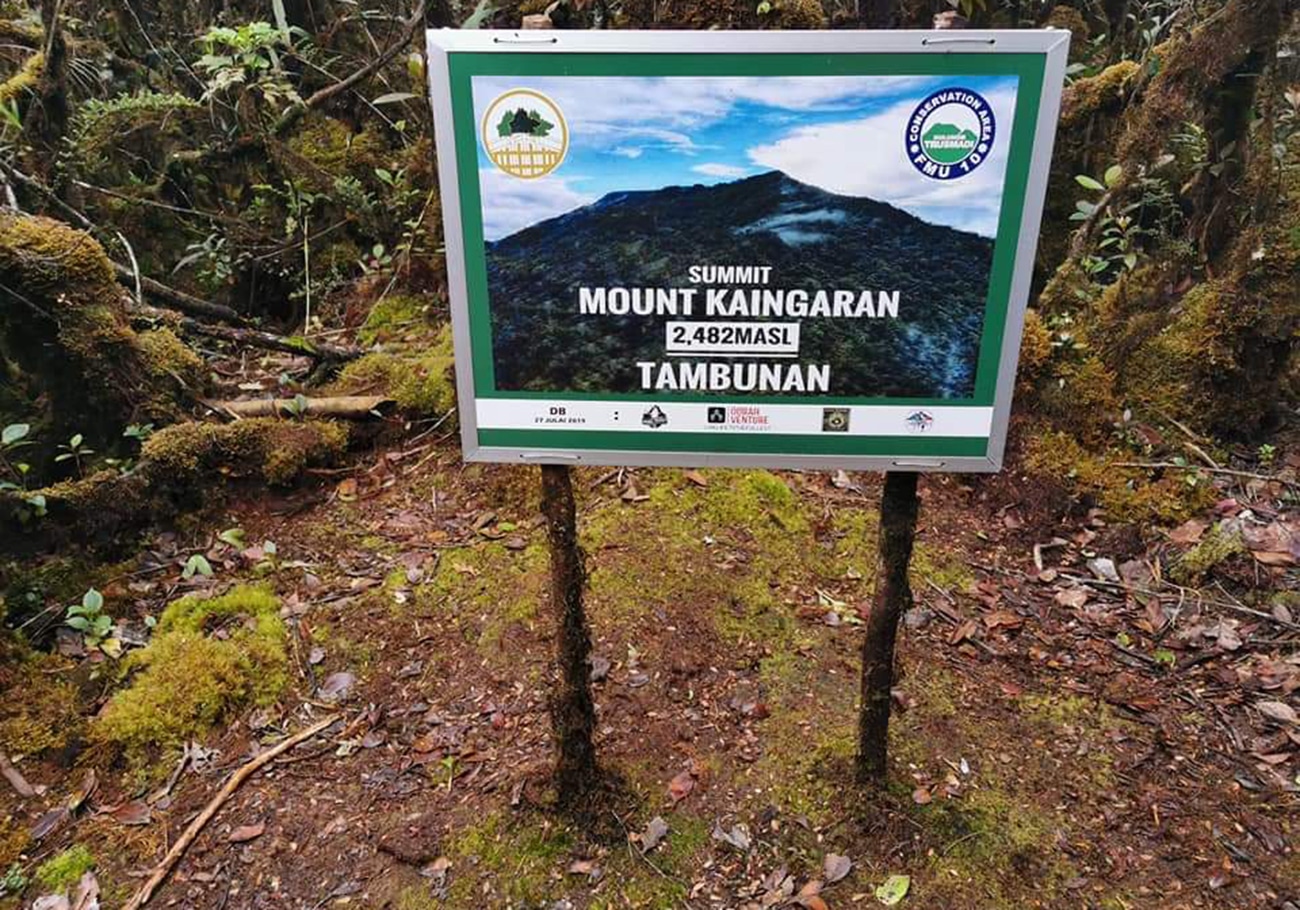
[141,418,349,486]
[358,294,433,346]
[92,586,288,767]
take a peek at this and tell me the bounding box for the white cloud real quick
[478,169,596,241]
[692,163,750,179]
[747,88,1018,237]
[473,76,950,157]
[612,146,643,158]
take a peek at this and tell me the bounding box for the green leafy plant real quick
[0,863,27,897]
[195,21,303,110]
[66,588,115,649]
[1258,444,1277,466]
[0,423,34,491]
[54,433,95,476]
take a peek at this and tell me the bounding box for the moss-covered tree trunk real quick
[539,464,600,810]
[857,471,919,785]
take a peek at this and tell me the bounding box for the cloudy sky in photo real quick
[471,74,1019,240]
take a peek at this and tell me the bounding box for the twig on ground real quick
[121,714,339,910]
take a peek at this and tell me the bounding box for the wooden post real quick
[856,470,920,785]
[539,464,600,809]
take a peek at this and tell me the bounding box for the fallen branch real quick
[160,313,363,363]
[1110,461,1298,487]
[273,0,427,135]
[122,714,339,910]
[114,263,244,325]
[206,395,392,420]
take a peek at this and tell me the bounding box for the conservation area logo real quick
[906,87,996,180]
[481,88,568,180]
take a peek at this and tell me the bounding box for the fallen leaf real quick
[318,671,356,701]
[228,821,265,843]
[111,800,152,826]
[30,806,70,841]
[1168,519,1208,546]
[831,469,852,489]
[1055,588,1089,609]
[640,816,669,853]
[876,874,911,905]
[685,470,708,487]
[824,852,852,884]
[711,820,751,852]
[70,871,99,910]
[590,655,611,682]
[1257,701,1298,726]
[335,478,358,502]
[912,788,931,805]
[793,879,828,910]
[668,770,695,804]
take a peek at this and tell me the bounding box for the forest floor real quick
[2,408,1299,910]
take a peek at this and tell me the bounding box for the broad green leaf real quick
[1075,174,1105,192]
[65,616,90,631]
[219,528,247,548]
[1,424,28,446]
[1104,164,1123,187]
[876,875,910,906]
[83,588,104,611]
[70,434,83,447]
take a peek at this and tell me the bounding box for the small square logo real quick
[707,407,727,424]
[822,408,850,432]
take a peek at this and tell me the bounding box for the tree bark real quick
[539,464,600,810]
[857,471,920,785]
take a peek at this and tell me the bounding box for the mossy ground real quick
[91,585,288,770]
[34,844,94,892]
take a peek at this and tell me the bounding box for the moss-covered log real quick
[0,418,348,553]
[0,213,204,450]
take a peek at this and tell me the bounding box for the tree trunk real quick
[856,471,920,785]
[539,464,600,810]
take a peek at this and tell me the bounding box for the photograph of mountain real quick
[470,74,1019,400]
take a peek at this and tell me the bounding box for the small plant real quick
[54,433,95,476]
[1258,444,1277,466]
[196,21,303,110]
[65,588,114,649]
[0,863,27,897]
[0,423,34,491]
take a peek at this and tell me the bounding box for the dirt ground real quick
[2,429,1298,910]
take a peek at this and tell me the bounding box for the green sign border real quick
[445,50,1047,457]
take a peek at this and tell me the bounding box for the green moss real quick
[140,418,348,486]
[284,114,388,189]
[406,539,547,659]
[0,52,41,105]
[444,811,574,906]
[34,845,94,892]
[1171,523,1246,584]
[331,324,456,415]
[359,295,433,345]
[136,328,206,389]
[0,820,29,868]
[92,586,287,766]
[1025,430,1213,523]
[918,788,1071,908]
[0,648,82,758]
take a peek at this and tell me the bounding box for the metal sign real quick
[426,29,1069,471]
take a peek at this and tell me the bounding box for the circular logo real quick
[481,88,568,180]
[906,88,995,180]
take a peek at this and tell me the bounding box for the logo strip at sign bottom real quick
[426,30,1070,471]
